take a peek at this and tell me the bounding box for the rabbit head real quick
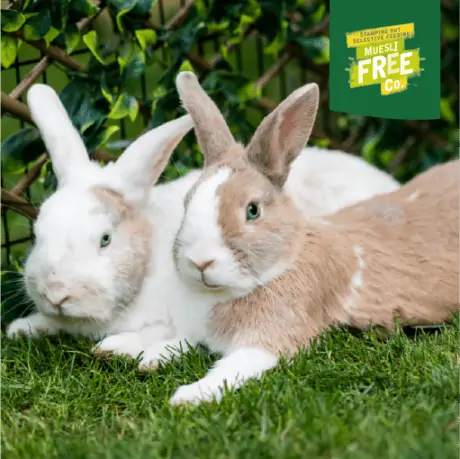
[173,72,319,299]
[24,84,193,322]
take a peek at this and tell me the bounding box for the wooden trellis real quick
[0,0,452,226]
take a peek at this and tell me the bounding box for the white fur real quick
[170,348,278,405]
[175,167,256,296]
[284,147,400,219]
[6,84,215,364]
[8,82,401,404]
[169,72,402,406]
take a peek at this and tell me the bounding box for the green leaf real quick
[50,1,69,30]
[43,26,61,47]
[109,0,136,32]
[1,127,45,173]
[85,125,120,153]
[63,24,80,54]
[134,29,157,50]
[1,9,26,32]
[23,9,52,40]
[1,35,20,68]
[440,98,456,123]
[177,60,194,73]
[131,0,156,16]
[60,80,107,133]
[264,20,288,56]
[108,93,139,121]
[83,31,107,65]
[69,0,100,18]
[98,125,120,145]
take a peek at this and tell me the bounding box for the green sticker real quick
[330,0,440,120]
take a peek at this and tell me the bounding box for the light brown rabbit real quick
[169,71,459,406]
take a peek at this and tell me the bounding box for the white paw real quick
[138,341,181,372]
[169,381,223,406]
[92,332,143,359]
[6,316,45,339]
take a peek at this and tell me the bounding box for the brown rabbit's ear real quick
[246,83,319,187]
[175,71,236,167]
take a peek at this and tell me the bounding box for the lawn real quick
[1,321,458,459]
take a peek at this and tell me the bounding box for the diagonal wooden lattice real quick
[0,0,450,223]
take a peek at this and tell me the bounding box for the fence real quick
[1,0,458,270]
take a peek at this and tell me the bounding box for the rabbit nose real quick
[190,259,215,272]
[46,294,71,313]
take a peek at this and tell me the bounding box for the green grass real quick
[1,322,458,459]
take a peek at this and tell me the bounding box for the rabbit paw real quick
[92,332,143,359]
[6,313,58,339]
[138,339,184,372]
[169,381,222,406]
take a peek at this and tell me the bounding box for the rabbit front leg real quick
[92,322,172,359]
[6,312,61,339]
[138,337,191,372]
[170,347,278,406]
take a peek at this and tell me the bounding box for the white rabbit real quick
[7,76,399,372]
[5,84,205,362]
[167,72,458,406]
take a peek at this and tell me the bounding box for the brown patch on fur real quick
[208,160,459,356]
[92,186,153,311]
[92,187,132,217]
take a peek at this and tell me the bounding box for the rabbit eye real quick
[246,202,260,221]
[100,233,111,248]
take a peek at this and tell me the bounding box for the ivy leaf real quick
[108,93,139,121]
[135,29,157,50]
[109,0,137,33]
[60,80,108,134]
[49,1,69,31]
[43,26,61,47]
[1,127,45,173]
[440,98,456,123]
[23,10,52,41]
[1,9,26,32]
[292,36,329,62]
[1,35,20,68]
[131,0,156,15]
[121,46,145,86]
[83,31,107,65]
[63,24,80,54]
[85,125,120,153]
[177,60,194,73]
[69,0,100,20]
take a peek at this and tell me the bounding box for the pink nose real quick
[191,259,215,272]
[46,294,71,312]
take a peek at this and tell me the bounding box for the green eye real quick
[100,233,111,248]
[246,202,260,221]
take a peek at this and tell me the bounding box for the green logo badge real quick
[330,1,440,120]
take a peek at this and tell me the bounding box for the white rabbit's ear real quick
[27,84,90,185]
[246,83,319,187]
[175,71,236,167]
[114,114,194,195]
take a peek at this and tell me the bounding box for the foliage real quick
[0,0,459,318]
[1,0,458,182]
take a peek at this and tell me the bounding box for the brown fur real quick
[176,71,459,358]
[207,160,459,356]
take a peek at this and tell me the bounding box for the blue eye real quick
[100,233,111,248]
[246,202,260,221]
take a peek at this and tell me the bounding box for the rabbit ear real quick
[175,71,236,167]
[246,83,319,187]
[114,114,193,196]
[27,84,90,185]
